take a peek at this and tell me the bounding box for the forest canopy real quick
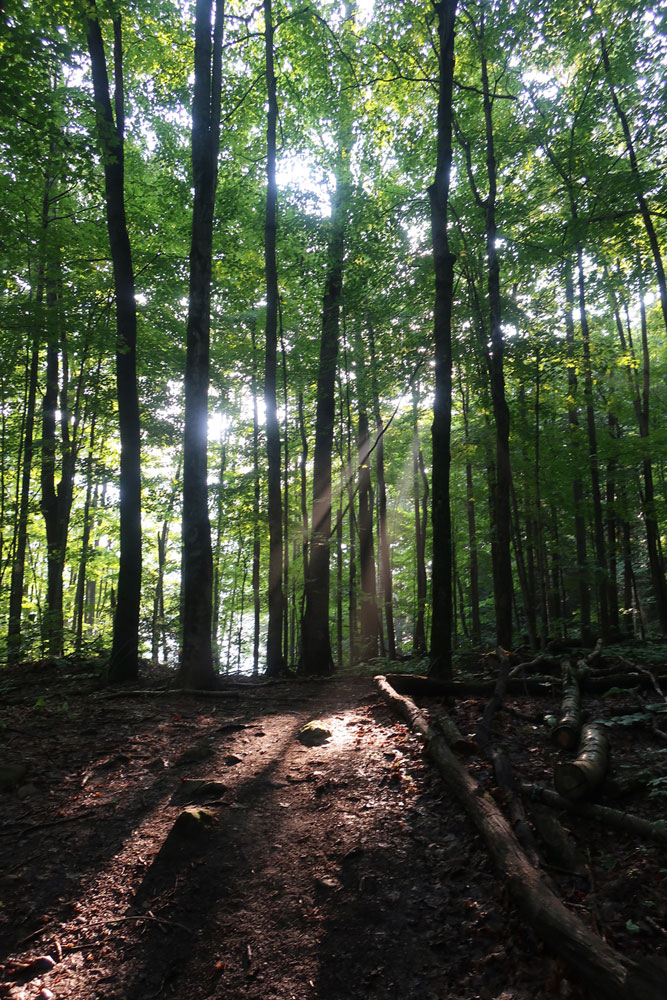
[0,0,666,683]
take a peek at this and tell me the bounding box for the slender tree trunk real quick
[74,397,99,654]
[356,405,380,659]
[336,493,344,667]
[297,390,309,637]
[300,76,353,674]
[576,245,610,638]
[460,380,481,645]
[564,257,591,642]
[480,37,512,651]
[7,286,41,659]
[412,389,428,655]
[280,312,290,666]
[510,478,537,648]
[40,268,77,658]
[87,10,142,680]
[263,0,285,677]
[636,287,667,633]
[212,438,227,665]
[178,0,224,689]
[342,341,358,663]
[428,0,457,678]
[533,353,549,646]
[367,320,396,659]
[608,267,667,633]
[600,34,667,336]
[252,329,261,676]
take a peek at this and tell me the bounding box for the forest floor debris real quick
[0,653,666,999]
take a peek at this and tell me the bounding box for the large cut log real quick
[552,660,582,750]
[554,723,609,801]
[375,674,667,1000]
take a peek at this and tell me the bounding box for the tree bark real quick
[178,0,224,688]
[355,377,380,660]
[480,35,512,651]
[428,0,457,677]
[564,257,591,642]
[263,0,285,677]
[300,78,352,675]
[86,9,142,681]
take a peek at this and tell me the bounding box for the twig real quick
[89,912,194,935]
[0,807,99,837]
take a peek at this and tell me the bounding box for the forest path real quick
[1,663,586,999]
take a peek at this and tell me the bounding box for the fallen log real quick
[375,674,667,1000]
[520,782,667,845]
[554,723,609,801]
[552,660,582,750]
[525,801,587,876]
[384,671,660,700]
[432,712,474,754]
[384,672,559,698]
[474,652,543,867]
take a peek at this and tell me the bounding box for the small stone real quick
[173,743,214,767]
[17,783,38,799]
[224,754,243,766]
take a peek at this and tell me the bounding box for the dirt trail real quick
[2,669,586,999]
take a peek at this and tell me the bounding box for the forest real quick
[1,0,666,686]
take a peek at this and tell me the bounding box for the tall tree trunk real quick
[280,313,290,666]
[263,0,285,677]
[480,35,512,651]
[252,327,262,676]
[211,437,227,665]
[367,320,396,660]
[428,0,457,678]
[300,99,352,675]
[342,340,359,664]
[606,267,667,633]
[412,388,428,655]
[74,381,100,654]
[576,245,610,638]
[533,352,549,646]
[564,257,591,642]
[7,280,41,660]
[39,249,78,658]
[636,283,667,633]
[356,399,380,660]
[297,390,309,637]
[178,0,224,689]
[459,379,481,645]
[600,34,667,337]
[87,10,142,681]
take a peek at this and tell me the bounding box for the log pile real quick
[374,641,667,1000]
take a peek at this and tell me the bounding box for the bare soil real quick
[1,657,666,999]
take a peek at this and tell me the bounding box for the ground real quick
[1,655,666,999]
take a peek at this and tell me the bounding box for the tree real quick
[86,5,142,680]
[263,0,285,677]
[300,4,355,676]
[428,0,458,678]
[178,0,224,690]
